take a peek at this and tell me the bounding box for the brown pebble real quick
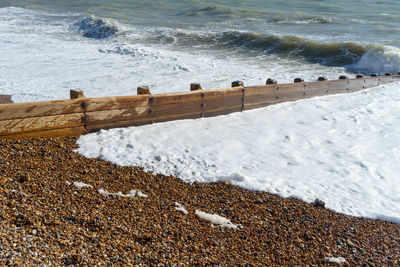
[0,137,398,266]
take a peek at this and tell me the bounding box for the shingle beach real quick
[0,137,398,266]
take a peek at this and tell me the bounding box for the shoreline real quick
[0,137,399,265]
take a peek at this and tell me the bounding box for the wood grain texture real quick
[244,85,277,110]
[86,91,203,126]
[70,89,85,99]
[304,81,329,98]
[326,79,349,94]
[244,85,276,97]
[276,83,305,101]
[0,126,85,139]
[0,99,86,121]
[150,91,203,117]
[84,95,149,112]
[203,87,243,111]
[0,113,84,136]
[244,85,276,100]
[151,90,203,105]
[86,112,202,133]
[150,100,203,117]
[86,107,150,126]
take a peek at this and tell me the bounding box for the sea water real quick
[1,0,400,102]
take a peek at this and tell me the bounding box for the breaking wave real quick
[351,45,400,75]
[152,31,364,65]
[73,16,118,39]
[149,30,400,74]
[66,12,400,75]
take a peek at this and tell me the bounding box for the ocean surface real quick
[1,0,400,101]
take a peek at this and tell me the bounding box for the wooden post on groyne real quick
[0,73,399,139]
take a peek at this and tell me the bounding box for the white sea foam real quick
[73,181,93,189]
[326,257,346,263]
[77,82,400,223]
[98,189,148,198]
[353,45,400,75]
[195,210,242,229]
[174,202,189,215]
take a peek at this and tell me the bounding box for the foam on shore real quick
[77,82,400,224]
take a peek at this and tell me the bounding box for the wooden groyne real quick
[0,74,399,139]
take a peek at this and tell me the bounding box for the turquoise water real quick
[1,0,400,101]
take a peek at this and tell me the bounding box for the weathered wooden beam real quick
[85,90,204,128]
[84,95,149,112]
[150,90,202,105]
[304,80,329,97]
[137,86,150,95]
[244,85,277,110]
[266,78,277,85]
[70,89,86,99]
[0,99,86,121]
[277,82,305,101]
[203,87,243,115]
[86,112,202,133]
[231,81,244,87]
[244,75,400,111]
[0,126,85,139]
[0,113,84,136]
[190,83,202,91]
[1,74,400,139]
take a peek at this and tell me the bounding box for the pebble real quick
[0,137,399,266]
[313,198,326,208]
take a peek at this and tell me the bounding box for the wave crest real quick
[152,30,365,66]
[148,29,400,74]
